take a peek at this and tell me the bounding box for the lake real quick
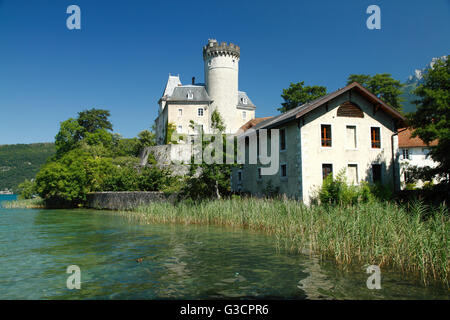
[0,197,448,299]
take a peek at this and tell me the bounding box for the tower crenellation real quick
[203,39,240,60]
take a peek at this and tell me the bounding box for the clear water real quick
[0,201,448,299]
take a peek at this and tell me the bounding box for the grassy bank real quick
[128,198,449,287]
[1,198,45,209]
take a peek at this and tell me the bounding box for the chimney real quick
[192,77,195,85]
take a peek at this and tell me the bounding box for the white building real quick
[398,128,439,188]
[155,39,257,144]
[231,82,407,204]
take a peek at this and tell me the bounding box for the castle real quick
[155,39,257,144]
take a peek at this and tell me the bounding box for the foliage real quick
[17,179,35,200]
[35,150,116,208]
[182,112,234,199]
[278,81,327,113]
[34,108,172,207]
[347,73,404,111]
[165,122,177,144]
[77,108,113,133]
[317,170,382,205]
[211,109,226,132]
[0,143,55,192]
[101,166,174,192]
[409,57,450,179]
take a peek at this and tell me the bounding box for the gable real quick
[336,101,364,118]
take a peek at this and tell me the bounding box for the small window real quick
[322,164,333,180]
[280,128,286,151]
[321,125,332,147]
[187,91,193,100]
[257,168,262,180]
[346,125,357,149]
[238,170,242,183]
[372,164,382,183]
[178,108,182,116]
[242,111,247,119]
[347,164,358,185]
[242,97,248,105]
[197,108,204,117]
[371,127,381,148]
[177,125,182,133]
[402,149,409,160]
[280,164,287,178]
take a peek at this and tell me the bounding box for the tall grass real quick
[129,197,449,287]
[1,198,45,209]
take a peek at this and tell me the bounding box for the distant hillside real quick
[401,55,448,114]
[0,143,55,192]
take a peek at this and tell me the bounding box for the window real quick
[402,149,410,160]
[197,108,204,117]
[177,125,182,133]
[346,125,357,149]
[280,164,287,178]
[257,168,262,180]
[187,91,193,100]
[371,127,381,148]
[347,164,358,185]
[280,128,286,151]
[321,125,332,147]
[237,170,242,183]
[372,164,382,183]
[322,164,333,180]
[242,111,247,119]
[242,97,248,105]
[178,108,182,117]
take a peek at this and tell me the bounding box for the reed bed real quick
[129,198,449,287]
[1,198,45,209]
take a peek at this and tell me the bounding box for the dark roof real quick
[237,91,256,110]
[399,128,438,148]
[251,82,407,131]
[166,85,212,102]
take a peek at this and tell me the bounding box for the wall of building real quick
[167,103,211,136]
[233,91,400,205]
[231,121,302,200]
[299,92,398,204]
[399,147,439,188]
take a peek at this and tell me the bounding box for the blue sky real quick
[0,0,449,145]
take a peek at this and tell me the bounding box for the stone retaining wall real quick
[86,191,174,210]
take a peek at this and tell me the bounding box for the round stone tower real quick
[203,39,240,133]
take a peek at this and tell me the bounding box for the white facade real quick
[155,39,256,144]
[399,146,439,188]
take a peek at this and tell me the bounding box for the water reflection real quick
[0,208,448,300]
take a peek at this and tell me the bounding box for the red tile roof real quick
[239,117,273,132]
[398,128,438,148]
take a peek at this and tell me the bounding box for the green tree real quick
[17,179,35,200]
[54,118,85,157]
[278,81,327,113]
[35,150,116,207]
[77,108,113,134]
[409,57,450,180]
[347,73,404,111]
[183,111,233,199]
